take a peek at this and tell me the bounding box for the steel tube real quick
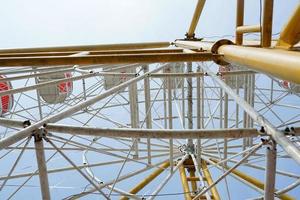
[218,45,300,84]
[34,136,51,200]
[201,64,300,165]
[0,64,168,149]
[0,118,294,139]
[148,154,189,200]
[264,141,277,200]
[187,0,206,38]
[194,143,263,200]
[0,48,183,57]
[179,164,192,200]
[143,65,152,164]
[276,4,300,48]
[262,0,274,47]
[201,160,221,200]
[209,158,294,200]
[120,161,170,200]
[175,40,300,84]
[236,0,245,44]
[236,25,261,34]
[0,52,214,67]
[0,42,170,53]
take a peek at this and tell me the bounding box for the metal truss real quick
[0,0,300,199]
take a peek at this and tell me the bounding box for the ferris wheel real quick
[0,1,300,200]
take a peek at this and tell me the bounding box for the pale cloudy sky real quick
[0,0,299,48]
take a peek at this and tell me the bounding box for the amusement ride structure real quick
[0,0,300,199]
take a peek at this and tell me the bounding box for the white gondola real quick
[219,65,245,89]
[161,63,184,89]
[0,75,14,115]
[279,80,300,93]
[38,72,73,104]
[104,67,135,91]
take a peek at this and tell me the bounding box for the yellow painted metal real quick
[210,159,295,200]
[262,0,274,47]
[218,45,300,84]
[175,40,300,84]
[189,169,198,192]
[179,165,192,200]
[236,25,261,34]
[187,177,200,181]
[236,0,245,45]
[120,161,170,200]
[0,42,170,53]
[0,48,184,58]
[187,0,206,38]
[276,3,300,49]
[201,160,221,200]
[0,52,215,67]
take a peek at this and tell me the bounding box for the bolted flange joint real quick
[211,39,234,65]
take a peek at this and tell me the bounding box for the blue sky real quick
[0,0,299,48]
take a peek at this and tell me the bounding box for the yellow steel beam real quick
[120,161,170,200]
[218,45,300,84]
[179,165,192,200]
[0,42,170,53]
[0,48,184,58]
[236,0,245,45]
[210,159,295,200]
[276,3,300,49]
[175,40,300,84]
[201,160,221,200]
[187,177,200,181]
[187,0,206,38]
[236,25,261,34]
[262,0,274,47]
[189,169,198,192]
[0,52,215,67]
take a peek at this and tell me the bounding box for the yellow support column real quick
[120,161,170,200]
[236,0,245,45]
[179,164,192,200]
[262,0,274,47]
[189,169,198,193]
[210,159,295,200]
[201,160,221,200]
[276,3,300,49]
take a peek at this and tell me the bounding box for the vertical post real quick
[243,74,248,150]
[224,93,228,166]
[129,72,139,159]
[167,65,174,171]
[264,140,277,200]
[187,62,194,148]
[33,67,43,120]
[163,78,168,129]
[34,130,51,200]
[236,0,245,45]
[262,0,274,47]
[235,78,240,128]
[182,65,186,128]
[196,66,202,164]
[143,65,152,164]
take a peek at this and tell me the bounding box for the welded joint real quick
[179,144,196,155]
[32,128,48,142]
